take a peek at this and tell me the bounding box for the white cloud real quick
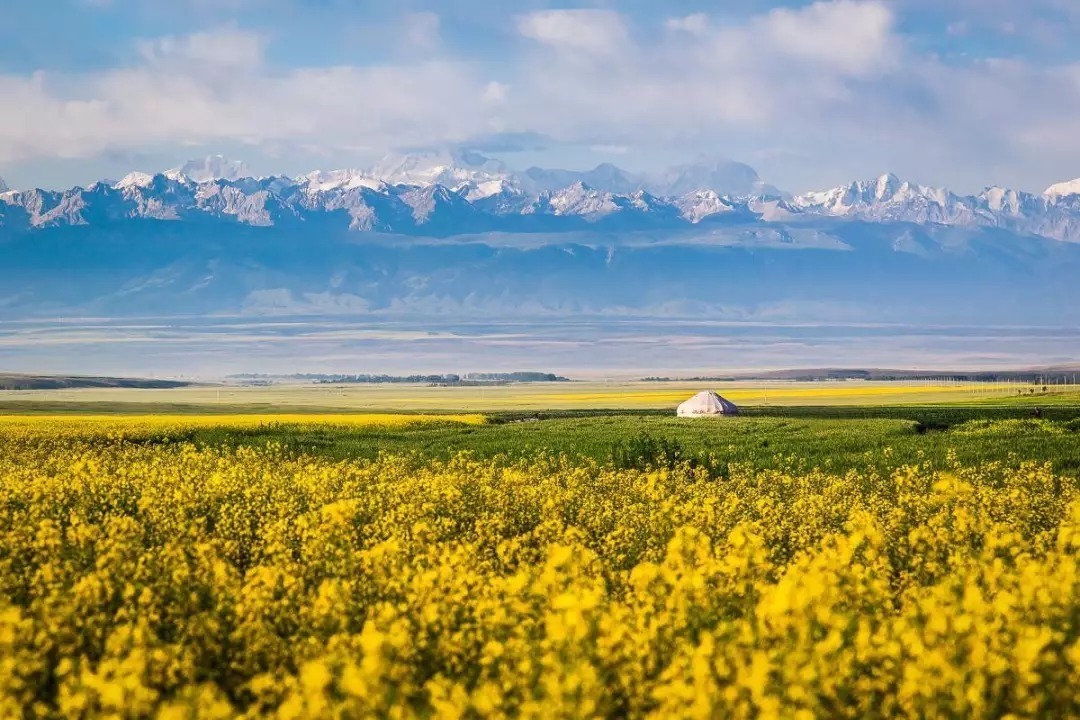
[482,81,509,105]
[136,26,266,69]
[402,12,441,54]
[517,10,628,56]
[507,0,900,145]
[665,13,709,34]
[502,1,1080,191]
[0,27,499,165]
[5,1,1080,193]
[755,0,898,75]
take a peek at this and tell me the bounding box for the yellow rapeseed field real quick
[1,418,1079,718]
[0,413,486,437]
[0,379,1032,412]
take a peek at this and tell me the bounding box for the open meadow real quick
[2,383,1080,717]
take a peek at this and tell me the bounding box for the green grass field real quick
[3,379,1078,475]
[4,379,1078,477]
[163,413,1080,476]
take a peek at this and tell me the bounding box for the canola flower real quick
[0,419,1079,718]
[532,382,1024,408]
[0,413,486,435]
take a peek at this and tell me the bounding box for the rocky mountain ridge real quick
[4,153,1080,242]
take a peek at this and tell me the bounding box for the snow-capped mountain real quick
[8,154,1080,243]
[369,149,512,189]
[0,177,8,194]
[6,155,1080,329]
[172,155,252,183]
[114,172,157,190]
[111,156,254,190]
[528,182,624,219]
[1045,178,1080,200]
[788,172,1080,243]
[792,173,978,225]
[300,169,384,192]
[674,190,738,223]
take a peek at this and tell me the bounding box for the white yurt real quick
[676,391,739,417]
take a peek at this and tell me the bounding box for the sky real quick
[3,0,1080,194]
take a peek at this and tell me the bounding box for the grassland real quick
[116,413,1080,478]
[2,405,1078,477]
[1,379,1076,476]
[3,377,1079,480]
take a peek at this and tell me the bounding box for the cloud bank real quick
[3,1,1080,193]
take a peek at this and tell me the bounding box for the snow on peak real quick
[301,169,384,192]
[788,172,988,227]
[675,190,734,223]
[982,186,1024,214]
[873,173,902,201]
[629,188,658,206]
[795,173,924,214]
[369,149,512,188]
[17,158,1080,244]
[114,172,156,190]
[541,182,622,217]
[1045,178,1080,199]
[461,178,516,202]
[171,155,251,183]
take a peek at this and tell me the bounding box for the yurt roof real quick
[676,390,739,416]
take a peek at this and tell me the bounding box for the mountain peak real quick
[872,172,902,200]
[792,172,973,223]
[0,177,8,193]
[368,148,509,187]
[170,155,251,183]
[114,171,156,190]
[301,169,383,192]
[8,158,1080,244]
[1045,177,1080,199]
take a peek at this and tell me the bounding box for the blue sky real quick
[3,0,1080,194]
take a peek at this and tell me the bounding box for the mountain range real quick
[3,151,1080,241]
[0,151,782,235]
[2,151,1080,337]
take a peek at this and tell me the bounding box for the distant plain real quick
[0,379,1066,414]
